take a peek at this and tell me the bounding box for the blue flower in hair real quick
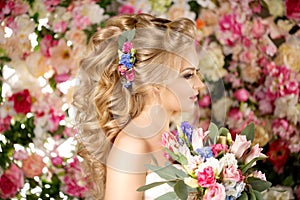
[120,53,133,69]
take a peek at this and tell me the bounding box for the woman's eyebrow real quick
[180,67,195,72]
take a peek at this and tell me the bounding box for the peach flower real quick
[22,154,45,178]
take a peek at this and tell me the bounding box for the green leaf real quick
[241,123,255,142]
[155,192,178,200]
[137,181,172,191]
[248,190,256,200]
[240,157,266,174]
[219,127,229,136]
[174,180,188,200]
[238,192,248,200]
[247,177,272,192]
[164,148,179,161]
[253,190,264,200]
[206,122,219,145]
[145,164,188,180]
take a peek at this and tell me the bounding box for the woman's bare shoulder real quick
[113,129,150,154]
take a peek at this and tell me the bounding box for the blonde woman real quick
[73,13,204,200]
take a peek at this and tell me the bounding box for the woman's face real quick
[160,58,205,113]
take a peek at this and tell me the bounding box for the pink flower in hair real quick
[122,41,134,53]
[125,70,135,81]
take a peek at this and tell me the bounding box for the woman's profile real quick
[73,13,204,200]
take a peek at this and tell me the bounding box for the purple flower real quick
[180,121,193,142]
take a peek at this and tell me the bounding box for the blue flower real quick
[196,147,213,160]
[119,53,133,68]
[180,121,193,142]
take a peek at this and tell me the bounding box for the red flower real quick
[266,140,290,174]
[286,0,300,21]
[9,89,32,114]
[0,164,24,199]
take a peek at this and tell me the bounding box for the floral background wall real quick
[0,0,299,199]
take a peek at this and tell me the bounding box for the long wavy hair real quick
[73,13,197,199]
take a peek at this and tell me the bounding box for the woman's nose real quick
[193,74,205,91]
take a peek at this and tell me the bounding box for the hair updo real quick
[73,13,197,199]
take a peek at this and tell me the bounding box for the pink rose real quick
[197,166,216,187]
[9,89,32,114]
[53,21,67,33]
[40,35,58,57]
[118,4,135,15]
[198,94,211,107]
[51,156,63,167]
[230,135,251,159]
[0,116,11,132]
[0,164,24,199]
[22,154,45,178]
[228,108,243,121]
[203,183,226,200]
[222,166,243,182]
[244,144,267,166]
[234,89,249,102]
[211,144,228,156]
[258,99,273,114]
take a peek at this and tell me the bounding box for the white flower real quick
[184,177,199,188]
[219,153,238,169]
[0,101,16,118]
[274,94,300,125]
[191,128,208,150]
[196,157,222,176]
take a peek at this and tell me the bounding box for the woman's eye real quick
[183,73,194,79]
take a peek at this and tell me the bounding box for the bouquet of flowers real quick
[138,122,271,200]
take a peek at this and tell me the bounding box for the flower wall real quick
[0,0,299,199]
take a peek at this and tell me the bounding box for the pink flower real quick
[40,35,58,57]
[51,156,63,167]
[251,170,266,181]
[53,21,67,33]
[125,70,135,81]
[22,154,45,178]
[0,116,11,133]
[11,0,28,16]
[272,118,290,139]
[234,89,249,102]
[54,73,70,83]
[122,41,134,53]
[118,4,135,15]
[244,144,267,166]
[161,131,179,154]
[286,0,300,21]
[230,135,251,159]
[44,0,61,11]
[62,157,89,197]
[222,166,243,182]
[258,99,273,115]
[211,144,228,156]
[198,95,211,107]
[49,108,65,132]
[228,108,243,121]
[251,18,266,38]
[13,150,28,161]
[9,89,32,114]
[0,164,24,199]
[197,166,216,187]
[203,183,226,200]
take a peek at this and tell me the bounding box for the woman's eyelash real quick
[183,72,194,79]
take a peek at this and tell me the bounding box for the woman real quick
[73,13,204,200]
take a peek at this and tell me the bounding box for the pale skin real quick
[104,60,204,200]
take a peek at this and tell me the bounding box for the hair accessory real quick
[118,29,136,88]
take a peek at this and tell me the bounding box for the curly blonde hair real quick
[73,13,197,199]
